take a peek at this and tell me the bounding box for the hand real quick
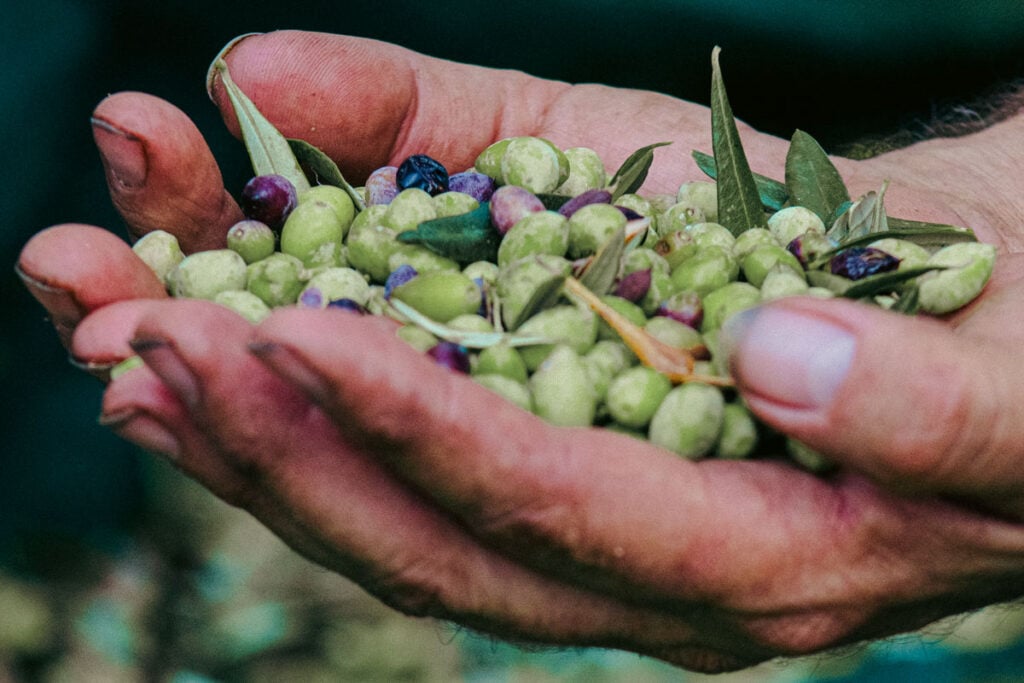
[17,30,1024,672]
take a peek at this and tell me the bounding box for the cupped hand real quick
[17,30,1024,672]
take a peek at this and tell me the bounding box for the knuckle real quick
[474,491,587,561]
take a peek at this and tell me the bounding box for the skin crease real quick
[16,30,1024,673]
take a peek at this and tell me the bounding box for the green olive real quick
[648,383,725,459]
[391,270,482,322]
[280,199,346,268]
[170,249,248,300]
[605,365,672,429]
[529,345,598,427]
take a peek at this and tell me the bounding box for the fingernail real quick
[68,354,119,382]
[206,32,263,98]
[129,338,201,408]
[720,306,855,410]
[100,410,181,460]
[92,118,148,189]
[15,263,85,346]
[249,341,330,403]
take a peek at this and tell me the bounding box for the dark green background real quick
[3,0,1024,677]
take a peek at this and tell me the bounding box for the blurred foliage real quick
[4,457,1024,681]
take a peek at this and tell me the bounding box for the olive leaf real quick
[709,47,765,236]
[884,217,977,244]
[288,139,366,212]
[396,203,501,264]
[607,142,672,201]
[623,215,654,253]
[212,59,310,193]
[578,226,626,295]
[827,183,889,243]
[842,265,946,299]
[508,272,567,331]
[784,130,850,223]
[388,299,553,348]
[691,150,789,211]
[889,285,921,315]
[810,223,977,270]
[807,265,945,298]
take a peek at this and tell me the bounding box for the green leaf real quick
[889,285,921,315]
[389,299,553,348]
[607,142,672,201]
[509,272,567,331]
[212,60,310,193]
[537,193,570,211]
[579,227,626,295]
[842,265,946,299]
[807,265,945,298]
[784,130,850,223]
[885,217,977,245]
[811,225,976,270]
[805,270,856,294]
[709,47,765,236]
[287,138,365,211]
[396,203,501,264]
[691,150,789,211]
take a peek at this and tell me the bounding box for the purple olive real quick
[240,174,298,229]
[384,264,419,299]
[327,298,368,314]
[449,171,496,202]
[427,341,471,373]
[613,269,652,303]
[655,291,703,329]
[616,206,644,221]
[298,287,324,308]
[786,232,836,267]
[397,154,450,196]
[830,246,900,280]
[488,185,545,235]
[557,189,613,218]
[365,166,400,205]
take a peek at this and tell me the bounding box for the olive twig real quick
[562,277,732,387]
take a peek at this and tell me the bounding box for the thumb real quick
[721,296,1024,510]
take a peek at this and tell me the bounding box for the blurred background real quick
[4,1,1024,680]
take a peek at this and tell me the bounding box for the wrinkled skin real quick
[17,30,1024,673]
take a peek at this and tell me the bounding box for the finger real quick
[70,300,156,368]
[92,92,243,252]
[250,307,1024,655]
[17,224,167,348]
[119,299,750,670]
[721,295,1024,515]
[210,31,790,192]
